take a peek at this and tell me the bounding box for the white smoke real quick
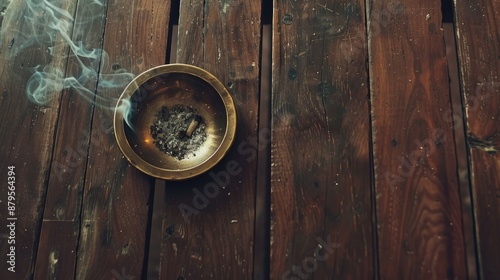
[2,0,135,120]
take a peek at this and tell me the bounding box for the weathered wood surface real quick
[443,22,477,279]
[0,0,77,277]
[368,0,467,279]
[270,0,374,278]
[159,0,262,278]
[72,0,170,278]
[454,0,500,279]
[33,1,108,278]
[1,0,500,278]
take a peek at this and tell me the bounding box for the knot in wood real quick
[282,14,293,25]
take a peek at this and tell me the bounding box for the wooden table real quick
[1,0,499,279]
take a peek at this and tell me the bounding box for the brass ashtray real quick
[113,64,237,180]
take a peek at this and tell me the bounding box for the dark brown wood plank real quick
[74,0,170,278]
[253,24,272,279]
[270,0,374,278]
[443,22,477,279]
[33,222,78,278]
[0,0,77,277]
[368,0,467,278]
[453,1,500,279]
[33,1,109,278]
[175,0,204,67]
[159,0,261,278]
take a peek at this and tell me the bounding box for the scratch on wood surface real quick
[172,243,178,256]
[222,2,229,14]
[121,240,130,255]
[190,253,202,261]
[349,177,358,230]
[317,3,334,13]
[49,250,58,276]
[468,132,499,156]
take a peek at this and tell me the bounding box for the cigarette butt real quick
[185,115,202,137]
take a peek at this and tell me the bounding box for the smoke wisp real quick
[2,0,135,119]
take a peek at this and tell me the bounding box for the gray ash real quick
[150,105,207,160]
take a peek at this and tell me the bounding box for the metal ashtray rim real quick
[113,63,237,180]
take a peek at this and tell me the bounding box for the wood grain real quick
[270,0,374,278]
[0,0,76,277]
[368,0,466,278]
[33,1,108,278]
[453,0,500,279]
[159,0,261,278]
[443,22,477,279]
[74,0,170,278]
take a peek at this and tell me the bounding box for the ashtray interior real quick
[114,64,236,180]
